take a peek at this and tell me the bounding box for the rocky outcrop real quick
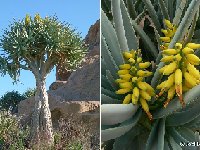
[53,60,100,101]
[85,20,100,55]
[18,95,99,128]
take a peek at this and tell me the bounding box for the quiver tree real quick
[0,14,86,145]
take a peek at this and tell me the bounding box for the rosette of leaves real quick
[101,0,200,149]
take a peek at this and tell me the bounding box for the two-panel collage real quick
[1,0,200,150]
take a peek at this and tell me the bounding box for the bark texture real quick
[30,77,53,146]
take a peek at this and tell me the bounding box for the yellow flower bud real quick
[175,69,182,86]
[123,94,132,104]
[137,70,152,77]
[164,86,175,108]
[160,37,171,42]
[25,14,30,26]
[116,88,131,94]
[164,19,173,29]
[118,70,129,75]
[128,58,135,63]
[138,62,151,69]
[182,47,194,54]
[186,43,200,49]
[119,74,132,80]
[184,72,197,87]
[119,64,131,70]
[161,29,168,36]
[186,54,200,65]
[132,87,139,104]
[162,62,177,75]
[160,55,174,62]
[140,90,151,101]
[119,82,133,89]
[187,63,200,79]
[175,43,182,49]
[124,52,133,59]
[163,49,177,55]
[132,77,138,82]
[115,79,127,83]
[174,54,182,62]
[137,57,142,63]
[140,98,152,120]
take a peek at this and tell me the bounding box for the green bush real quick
[0,91,26,113]
[0,110,29,150]
[22,88,36,99]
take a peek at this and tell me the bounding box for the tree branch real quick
[19,64,29,70]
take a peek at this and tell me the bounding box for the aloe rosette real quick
[101,0,200,149]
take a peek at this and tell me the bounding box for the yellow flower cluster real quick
[25,14,42,26]
[157,42,200,107]
[160,19,177,50]
[115,50,154,120]
[25,14,31,26]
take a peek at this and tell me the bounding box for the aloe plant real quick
[101,0,200,149]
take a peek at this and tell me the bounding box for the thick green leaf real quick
[151,62,164,89]
[145,119,159,150]
[101,10,124,66]
[111,0,129,51]
[167,127,188,144]
[168,127,197,150]
[157,118,166,150]
[164,138,171,150]
[101,109,142,141]
[177,127,196,142]
[112,125,141,150]
[193,29,200,39]
[102,87,122,100]
[126,0,137,19]
[184,114,200,128]
[102,139,115,150]
[169,0,200,48]
[142,0,161,34]
[101,103,139,125]
[195,132,200,143]
[166,101,200,126]
[120,0,138,50]
[101,58,107,76]
[158,0,170,20]
[101,35,118,79]
[145,118,166,150]
[153,85,200,119]
[106,70,118,90]
[101,94,121,104]
[102,75,115,91]
[173,0,187,25]
[184,10,199,46]
[168,135,182,150]
[168,0,175,21]
[131,19,158,59]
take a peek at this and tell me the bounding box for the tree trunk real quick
[30,77,54,146]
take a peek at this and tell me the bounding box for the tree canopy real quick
[0,14,86,80]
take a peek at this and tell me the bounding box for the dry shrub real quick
[53,115,99,150]
[0,110,29,150]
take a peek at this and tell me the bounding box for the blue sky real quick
[0,0,100,96]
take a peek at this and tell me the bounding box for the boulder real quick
[18,94,99,128]
[52,59,100,101]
